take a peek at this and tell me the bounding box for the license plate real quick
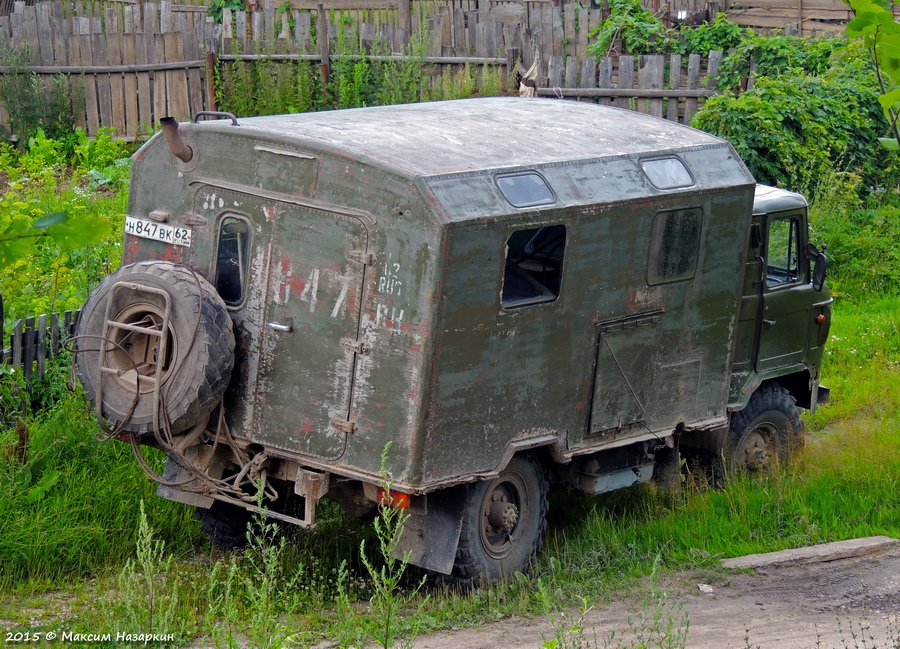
[124,216,191,247]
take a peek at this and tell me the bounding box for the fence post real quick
[204,19,222,112]
[317,3,330,88]
[22,316,35,385]
[399,0,411,47]
[12,318,23,371]
[37,314,47,380]
[506,46,521,89]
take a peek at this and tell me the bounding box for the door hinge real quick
[330,418,358,434]
[349,250,376,265]
[341,338,372,355]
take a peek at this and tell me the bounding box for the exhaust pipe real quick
[160,117,193,163]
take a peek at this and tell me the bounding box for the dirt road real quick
[414,540,900,649]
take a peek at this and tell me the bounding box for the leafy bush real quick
[846,0,900,151]
[672,13,747,55]
[714,35,847,92]
[0,129,127,327]
[589,9,747,57]
[588,0,672,56]
[693,42,894,196]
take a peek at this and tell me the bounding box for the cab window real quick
[502,225,566,308]
[766,217,800,287]
[214,216,251,305]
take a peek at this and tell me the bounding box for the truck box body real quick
[121,98,755,491]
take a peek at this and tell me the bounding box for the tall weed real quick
[0,44,82,142]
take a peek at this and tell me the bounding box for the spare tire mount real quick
[97,280,174,435]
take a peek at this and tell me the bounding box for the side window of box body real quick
[641,157,695,190]
[502,224,567,308]
[214,214,252,307]
[495,172,557,208]
[647,207,703,285]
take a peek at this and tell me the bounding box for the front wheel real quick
[450,454,548,586]
[725,382,804,473]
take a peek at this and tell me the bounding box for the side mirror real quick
[808,242,828,292]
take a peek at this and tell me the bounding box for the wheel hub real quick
[480,475,526,559]
[738,427,773,471]
[487,499,519,530]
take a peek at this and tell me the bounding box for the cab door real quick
[757,212,813,370]
[254,203,371,460]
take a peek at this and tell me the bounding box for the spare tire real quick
[76,261,235,436]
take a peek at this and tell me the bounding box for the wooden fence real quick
[1,309,80,383]
[0,0,887,139]
[4,0,884,37]
[0,1,209,138]
[724,0,900,36]
[0,0,731,137]
[537,50,722,123]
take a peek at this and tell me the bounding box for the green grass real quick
[0,382,198,589]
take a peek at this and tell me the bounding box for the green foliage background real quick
[0,130,130,329]
[214,28,509,117]
[695,40,897,197]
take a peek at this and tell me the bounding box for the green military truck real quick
[75,98,832,584]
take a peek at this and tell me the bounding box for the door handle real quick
[762,318,776,326]
[267,322,293,332]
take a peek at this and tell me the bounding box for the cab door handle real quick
[267,322,293,332]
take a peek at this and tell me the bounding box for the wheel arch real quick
[771,370,815,410]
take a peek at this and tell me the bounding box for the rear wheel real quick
[450,454,548,586]
[725,382,804,473]
[194,501,252,549]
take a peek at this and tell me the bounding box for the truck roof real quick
[208,97,726,177]
[753,184,808,214]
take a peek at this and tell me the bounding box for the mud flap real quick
[392,485,467,575]
[156,454,215,509]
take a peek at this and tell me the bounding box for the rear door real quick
[254,203,371,460]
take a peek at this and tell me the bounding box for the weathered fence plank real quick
[667,53,682,122]
[22,316,35,383]
[2,309,82,383]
